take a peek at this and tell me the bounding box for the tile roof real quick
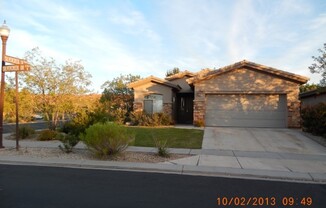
[127,75,181,89]
[165,70,196,81]
[188,60,309,84]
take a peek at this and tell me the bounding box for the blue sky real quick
[1,0,326,92]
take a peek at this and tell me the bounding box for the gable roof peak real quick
[128,75,180,89]
[165,70,196,81]
[189,60,309,84]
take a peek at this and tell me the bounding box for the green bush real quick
[81,122,134,158]
[130,112,173,126]
[61,121,86,137]
[58,133,80,153]
[61,109,109,137]
[301,103,326,137]
[37,130,58,141]
[18,126,35,139]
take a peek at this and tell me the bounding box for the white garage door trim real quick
[205,94,287,128]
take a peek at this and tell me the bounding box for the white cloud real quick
[2,0,326,90]
[309,13,326,29]
[107,8,161,42]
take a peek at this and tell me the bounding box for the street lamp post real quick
[0,20,10,148]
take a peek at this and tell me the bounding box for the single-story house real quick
[128,60,309,128]
[299,87,326,107]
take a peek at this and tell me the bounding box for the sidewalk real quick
[1,135,326,184]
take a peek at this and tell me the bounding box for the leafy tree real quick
[100,74,140,123]
[166,67,180,77]
[4,76,35,122]
[70,94,101,117]
[22,47,92,130]
[299,83,321,93]
[309,43,326,86]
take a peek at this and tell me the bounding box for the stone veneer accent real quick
[287,101,301,128]
[163,103,173,116]
[193,100,205,124]
[133,101,173,117]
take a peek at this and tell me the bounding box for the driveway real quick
[164,127,326,181]
[202,127,326,155]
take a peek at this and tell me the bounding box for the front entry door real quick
[176,94,194,124]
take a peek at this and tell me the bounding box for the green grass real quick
[127,127,203,149]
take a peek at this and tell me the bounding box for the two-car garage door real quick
[205,94,287,128]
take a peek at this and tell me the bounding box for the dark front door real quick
[176,93,194,124]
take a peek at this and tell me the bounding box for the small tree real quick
[299,83,321,93]
[309,43,326,86]
[100,74,140,123]
[166,67,180,77]
[4,76,35,122]
[22,47,92,130]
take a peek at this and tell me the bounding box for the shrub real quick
[18,126,35,139]
[153,137,169,157]
[130,112,173,126]
[81,122,134,158]
[37,130,58,141]
[152,113,173,126]
[61,121,86,137]
[194,119,205,127]
[107,108,127,125]
[301,103,326,137]
[58,133,80,153]
[61,109,109,137]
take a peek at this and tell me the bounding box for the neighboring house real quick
[128,60,309,128]
[299,87,326,107]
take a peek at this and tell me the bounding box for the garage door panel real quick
[206,118,286,128]
[205,94,287,128]
[205,110,285,120]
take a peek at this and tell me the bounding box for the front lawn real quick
[127,127,203,149]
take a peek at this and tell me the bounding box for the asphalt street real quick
[0,164,325,208]
[3,121,53,134]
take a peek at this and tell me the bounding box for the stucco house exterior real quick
[128,60,309,128]
[299,87,326,107]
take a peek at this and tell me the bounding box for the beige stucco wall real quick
[169,77,193,93]
[193,68,301,127]
[133,82,174,104]
[132,82,175,117]
[301,93,326,107]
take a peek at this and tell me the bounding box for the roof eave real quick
[128,76,180,89]
[190,60,309,84]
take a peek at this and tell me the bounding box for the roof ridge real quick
[128,75,180,89]
[189,60,309,84]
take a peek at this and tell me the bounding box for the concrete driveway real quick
[202,127,326,155]
[164,127,326,182]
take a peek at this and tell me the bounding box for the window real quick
[144,94,163,114]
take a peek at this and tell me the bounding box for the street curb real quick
[0,158,325,184]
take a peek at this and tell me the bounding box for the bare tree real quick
[309,43,326,86]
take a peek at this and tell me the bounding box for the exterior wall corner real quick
[287,100,301,128]
[193,100,205,125]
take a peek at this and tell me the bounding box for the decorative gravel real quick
[0,147,189,163]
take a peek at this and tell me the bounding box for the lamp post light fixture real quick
[0,20,10,148]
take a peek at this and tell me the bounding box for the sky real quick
[1,0,326,92]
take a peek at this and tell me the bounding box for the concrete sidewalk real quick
[1,134,326,183]
[162,149,326,182]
